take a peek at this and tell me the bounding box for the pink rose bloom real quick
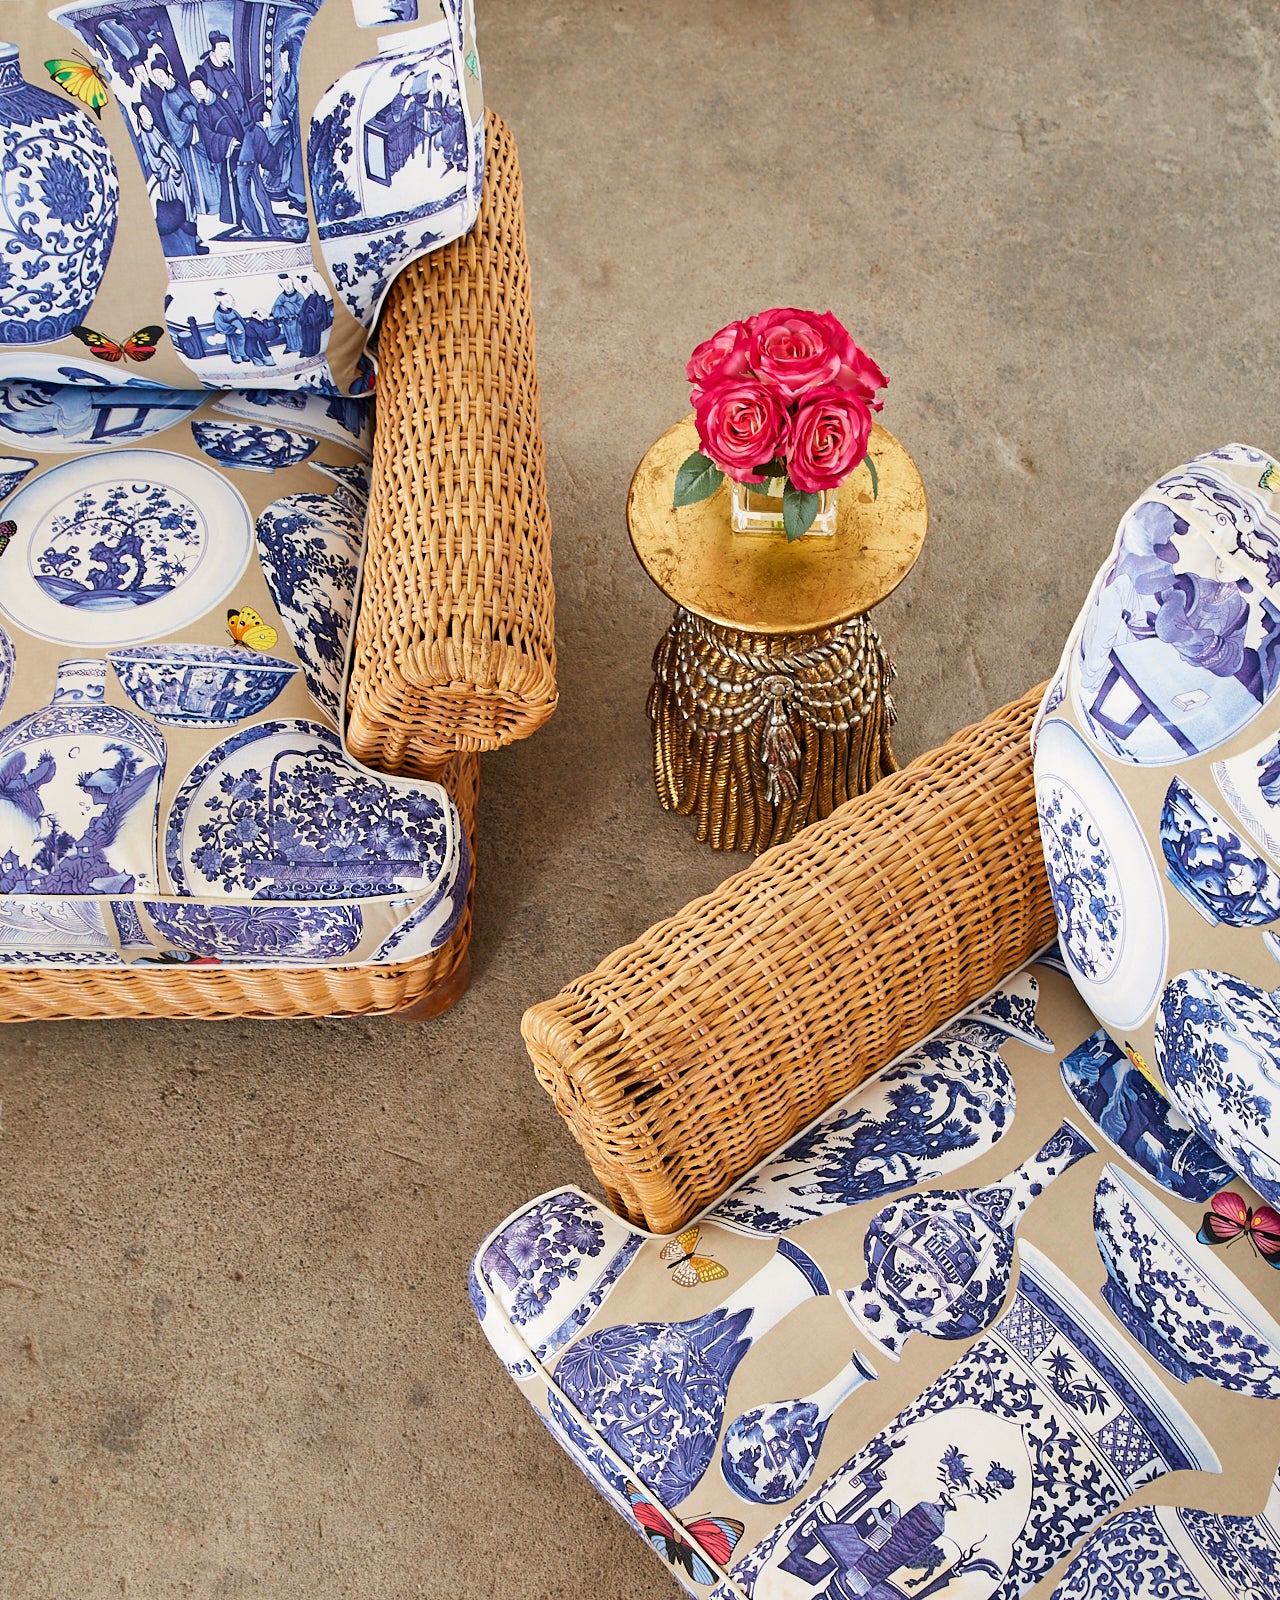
[827,325,888,411]
[694,376,789,479]
[786,385,873,493]
[686,320,752,395]
[747,307,844,399]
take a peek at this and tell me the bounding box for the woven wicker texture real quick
[649,611,898,852]
[0,754,479,1023]
[346,111,557,771]
[523,686,1056,1232]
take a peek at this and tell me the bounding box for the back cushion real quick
[0,0,482,393]
[1034,443,1280,1205]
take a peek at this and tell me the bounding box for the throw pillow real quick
[0,0,482,394]
[1034,442,1280,1205]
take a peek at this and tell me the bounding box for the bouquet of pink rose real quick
[674,307,888,541]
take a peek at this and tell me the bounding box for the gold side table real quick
[629,415,928,853]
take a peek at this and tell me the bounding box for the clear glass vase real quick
[729,476,839,538]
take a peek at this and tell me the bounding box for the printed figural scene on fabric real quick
[472,965,1280,1600]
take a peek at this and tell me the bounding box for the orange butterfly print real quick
[71,324,165,364]
[659,1225,728,1288]
[227,607,279,652]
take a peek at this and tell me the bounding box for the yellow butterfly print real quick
[660,1225,729,1288]
[1260,462,1280,493]
[227,607,279,652]
[45,54,110,119]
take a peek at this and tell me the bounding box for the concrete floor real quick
[4,2,1279,1595]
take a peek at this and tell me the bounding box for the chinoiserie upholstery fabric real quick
[0,0,483,393]
[0,0,484,969]
[471,963,1280,1598]
[1033,444,1280,1209]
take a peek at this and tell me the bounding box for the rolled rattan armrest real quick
[522,685,1056,1232]
[346,111,556,775]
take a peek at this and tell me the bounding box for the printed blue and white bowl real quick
[1093,1162,1280,1398]
[107,643,299,727]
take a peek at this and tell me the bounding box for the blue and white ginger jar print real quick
[554,1239,828,1508]
[0,42,119,344]
[0,657,164,895]
[256,490,361,723]
[1070,446,1280,765]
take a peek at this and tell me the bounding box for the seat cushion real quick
[472,957,1280,1598]
[1034,444,1280,1207]
[0,382,465,969]
[0,0,483,394]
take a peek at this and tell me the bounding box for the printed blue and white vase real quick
[1069,446,1280,765]
[1060,1029,1234,1203]
[717,1242,1219,1600]
[708,1015,1020,1236]
[553,1239,829,1509]
[1050,1468,1280,1600]
[308,12,480,324]
[0,42,119,345]
[53,0,337,389]
[1093,1162,1280,1397]
[1155,969,1280,1207]
[256,489,362,723]
[720,1351,878,1507]
[845,1121,1096,1357]
[471,1189,647,1373]
[0,657,165,895]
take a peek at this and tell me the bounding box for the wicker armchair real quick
[0,112,555,1025]
[522,686,1052,1232]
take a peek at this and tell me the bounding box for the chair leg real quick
[393,950,472,1021]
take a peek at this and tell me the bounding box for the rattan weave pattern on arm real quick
[522,686,1056,1232]
[346,111,557,775]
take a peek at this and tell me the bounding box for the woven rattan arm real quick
[522,686,1056,1232]
[346,111,557,777]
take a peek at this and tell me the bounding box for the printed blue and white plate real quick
[0,448,252,646]
[1034,717,1168,1030]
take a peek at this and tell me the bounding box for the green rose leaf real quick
[864,452,879,500]
[673,451,724,507]
[783,484,820,541]
[750,458,787,487]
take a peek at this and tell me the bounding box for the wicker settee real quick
[0,112,555,1025]
[522,685,1051,1232]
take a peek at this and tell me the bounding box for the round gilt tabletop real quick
[627,415,928,635]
